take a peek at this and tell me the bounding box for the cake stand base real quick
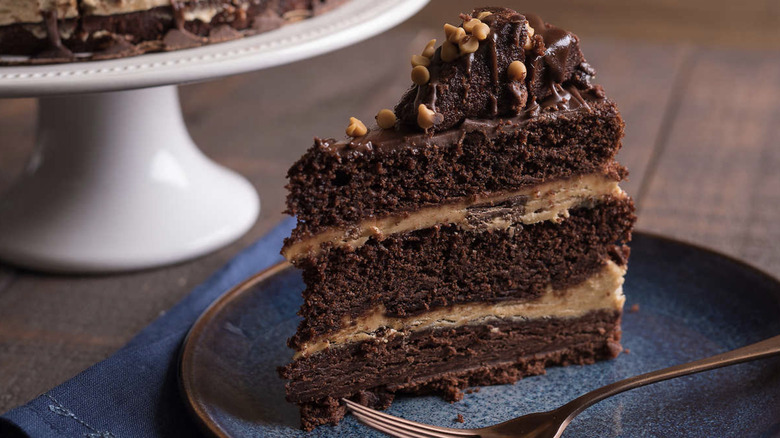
[0,86,259,273]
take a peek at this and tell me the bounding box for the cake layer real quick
[297,260,625,357]
[289,195,635,350]
[281,309,622,430]
[283,171,625,261]
[285,96,625,239]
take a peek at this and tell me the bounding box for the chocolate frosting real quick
[321,82,599,156]
[524,13,594,105]
[394,7,595,133]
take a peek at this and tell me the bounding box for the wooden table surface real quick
[1,0,779,415]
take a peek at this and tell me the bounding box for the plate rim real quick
[179,260,292,438]
[177,231,780,437]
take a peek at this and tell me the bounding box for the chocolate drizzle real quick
[36,9,73,60]
[394,8,597,134]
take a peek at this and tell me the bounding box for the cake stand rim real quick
[0,0,430,98]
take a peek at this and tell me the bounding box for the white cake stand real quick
[0,0,429,273]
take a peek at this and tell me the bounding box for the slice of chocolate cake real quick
[279,7,636,430]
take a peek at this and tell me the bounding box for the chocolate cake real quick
[278,7,636,430]
[0,0,346,63]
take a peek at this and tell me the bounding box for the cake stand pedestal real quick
[0,0,428,273]
[0,86,257,272]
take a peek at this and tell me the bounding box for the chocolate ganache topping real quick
[393,7,595,133]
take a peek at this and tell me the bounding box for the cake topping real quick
[411,65,431,85]
[524,13,593,104]
[523,24,536,50]
[376,109,397,130]
[346,117,368,137]
[444,24,466,43]
[459,35,480,54]
[440,41,459,62]
[394,7,595,133]
[421,39,437,58]
[507,60,527,81]
[394,7,529,132]
[417,104,442,129]
[462,18,482,33]
[411,55,431,67]
[471,21,491,40]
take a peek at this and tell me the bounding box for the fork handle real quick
[560,334,780,420]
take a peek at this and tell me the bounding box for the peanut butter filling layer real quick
[294,260,626,358]
[0,0,78,27]
[283,173,626,261]
[81,0,174,16]
[1,1,228,27]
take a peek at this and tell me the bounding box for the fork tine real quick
[343,399,479,438]
[352,414,432,438]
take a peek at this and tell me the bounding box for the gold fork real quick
[344,334,780,438]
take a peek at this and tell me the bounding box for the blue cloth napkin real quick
[0,218,296,438]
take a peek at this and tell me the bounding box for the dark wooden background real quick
[1,0,779,414]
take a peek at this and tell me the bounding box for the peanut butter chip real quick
[417,104,439,129]
[421,39,437,58]
[507,60,527,81]
[451,28,467,44]
[440,40,459,62]
[463,18,481,33]
[443,23,458,39]
[346,117,367,137]
[445,23,466,44]
[375,109,396,130]
[411,65,430,85]
[526,23,535,38]
[476,11,492,20]
[411,54,430,67]
[473,22,490,41]
[459,35,479,54]
[524,25,535,50]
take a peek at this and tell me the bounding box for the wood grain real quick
[413,0,780,49]
[0,0,779,415]
[638,48,780,277]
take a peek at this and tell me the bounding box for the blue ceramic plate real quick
[179,233,780,437]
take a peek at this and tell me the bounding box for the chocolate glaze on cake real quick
[279,7,636,431]
[393,7,594,133]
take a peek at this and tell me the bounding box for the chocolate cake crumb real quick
[282,311,623,429]
[455,414,465,423]
[289,197,635,349]
[285,100,625,238]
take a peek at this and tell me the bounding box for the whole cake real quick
[279,6,636,430]
[0,0,346,63]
